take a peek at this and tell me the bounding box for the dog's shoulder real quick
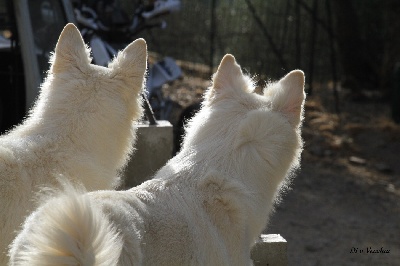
[0,142,24,189]
[197,171,253,229]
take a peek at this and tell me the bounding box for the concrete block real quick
[251,234,288,266]
[122,120,173,189]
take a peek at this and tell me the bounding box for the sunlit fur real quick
[0,23,147,264]
[9,54,305,266]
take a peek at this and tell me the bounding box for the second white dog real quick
[0,23,147,264]
[9,54,305,266]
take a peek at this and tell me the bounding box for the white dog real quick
[9,54,305,266]
[0,23,147,264]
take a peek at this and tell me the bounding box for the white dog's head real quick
[27,23,147,135]
[14,24,148,187]
[182,54,305,184]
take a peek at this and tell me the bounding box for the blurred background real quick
[0,0,399,265]
[138,0,400,99]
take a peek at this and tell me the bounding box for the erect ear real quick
[109,38,147,85]
[213,54,244,90]
[267,70,305,127]
[206,54,250,102]
[51,23,91,74]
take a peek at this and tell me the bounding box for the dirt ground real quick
[265,84,400,266]
[164,64,400,265]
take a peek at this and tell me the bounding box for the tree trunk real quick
[331,0,377,93]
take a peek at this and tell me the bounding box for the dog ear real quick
[267,70,305,127]
[109,38,147,83]
[206,54,250,102]
[213,54,244,90]
[51,23,91,74]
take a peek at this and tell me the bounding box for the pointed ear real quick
[267,70,305,126]
[213,54,244,90]
[206,54,250,103]
[109,38,147,84]
[51,23,91,74]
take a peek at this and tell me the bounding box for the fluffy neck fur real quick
[157,55,305,245]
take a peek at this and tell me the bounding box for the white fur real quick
[0,23,147,264]
[9,54,305,266]
[10,182,123,266]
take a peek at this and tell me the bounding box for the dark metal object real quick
[142,93,157,125]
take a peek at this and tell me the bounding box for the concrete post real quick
[122,120,173,189]
[251,234,288,266]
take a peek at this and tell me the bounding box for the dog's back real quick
[9,54,305,265]
[1,23,147,264]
